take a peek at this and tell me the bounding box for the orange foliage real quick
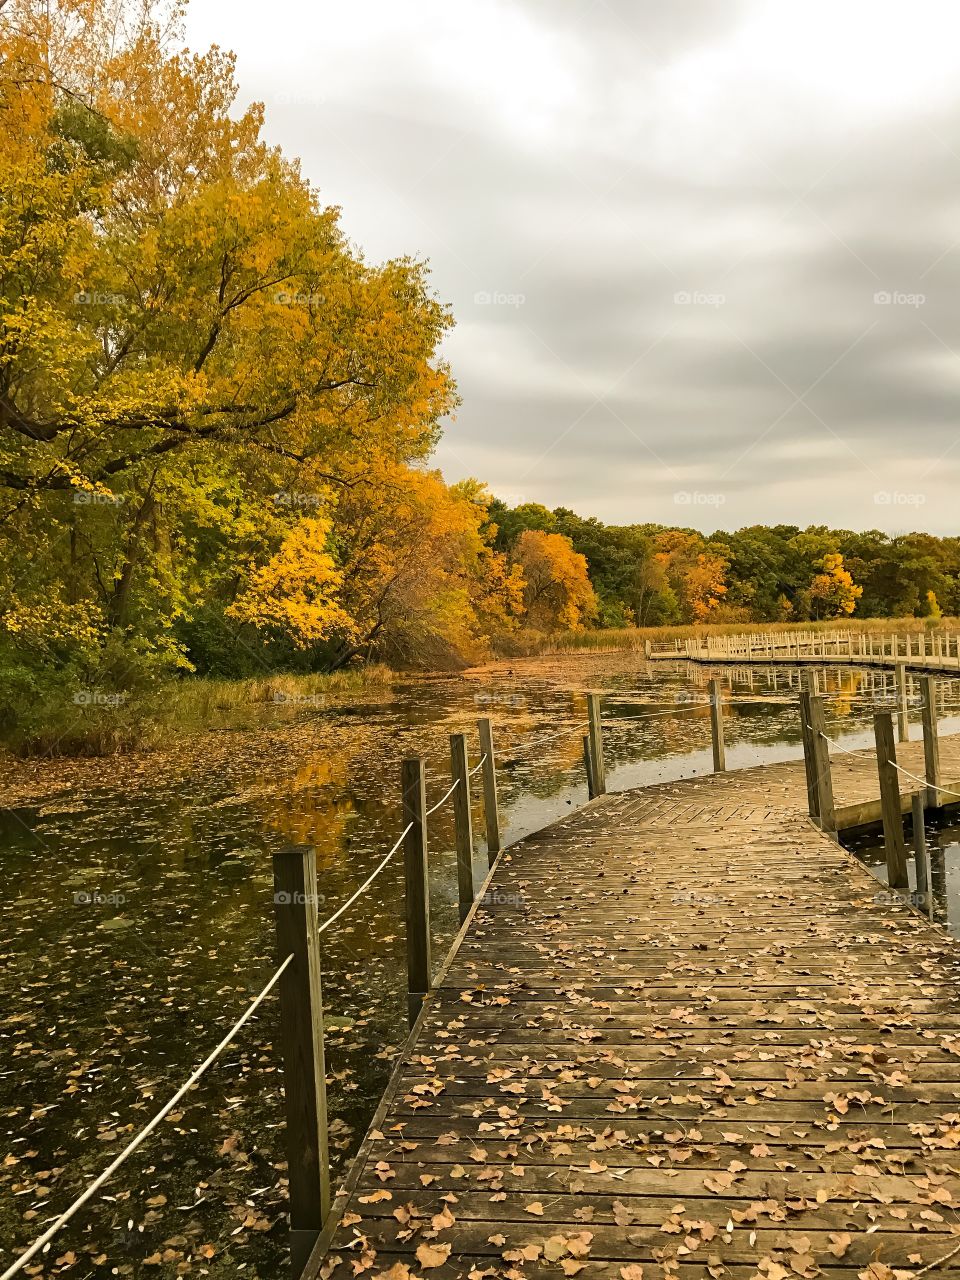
[512,530,597,632]
[653,531,728,622]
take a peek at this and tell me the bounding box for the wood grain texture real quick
[309,745,960,1278]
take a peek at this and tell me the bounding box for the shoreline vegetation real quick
[3,5,957,759]
[4,616,954,759]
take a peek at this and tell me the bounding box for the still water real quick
[844,813,960,935]
[1,654,957,1276]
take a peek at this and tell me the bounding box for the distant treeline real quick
[3,0,957,757]
[487,500,957,627]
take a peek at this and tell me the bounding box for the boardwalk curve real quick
[310,771,960,1280]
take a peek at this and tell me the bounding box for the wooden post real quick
[644,638,652,658]
[873,712,909,889]
[272,845,331,1272]
[808,694,836,837]
[450,733,474,924]
[895,663,909,742]
[708,678,726,772]
[920,676,942,808]
[912,791,933,918]
[401,758,431,1027]
[477,718,501,866]
[582,733,596,800]
[586,693,606,795]
[799,690,820,820]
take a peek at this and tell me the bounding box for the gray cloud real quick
[186,0,960,533]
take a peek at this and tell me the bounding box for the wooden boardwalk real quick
[648,630,960,676]
[624,732,960,831]
[311,758,960,1279]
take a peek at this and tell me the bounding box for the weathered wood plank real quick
[308,748,960,1280]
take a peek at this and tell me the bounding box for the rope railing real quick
[811,726,877,761]
[601,704,707,724]
[535,718,590,744]
[424,777,460,817]
[891,761,960,801]
[316,823,413,937]
[818,712,893,726]
[0,955,294,1280]
[9,681,960,1276]
[601,696,802,724]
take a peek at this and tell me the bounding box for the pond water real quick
[2,654,959,1276]
[844,813,960,935]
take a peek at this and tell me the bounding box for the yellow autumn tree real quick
[223,464,522,669]
[653,531,728,622]
[0,0,455,678]
[328,463,523,668]
[807,553,863,619]
[512,530,597,632]
[226,517,353,646]
[924,590,942,621]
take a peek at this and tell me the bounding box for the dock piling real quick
[401,758,431,1027]
[807,694,836,837]
[895,663,909,742]
[582,733,596,799]
[477,718,501,865]
[450,733,475,924]
[272,845,331,1273]
[873,712,909,889]
[798,690,820,820]
[586,693,607,794]
[921,676,942,808]
[708,678,726,772]
[912,791,933,918]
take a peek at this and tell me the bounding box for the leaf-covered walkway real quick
[312,768,960,1279]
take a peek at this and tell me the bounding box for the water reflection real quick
[2,654,960,1274]
[845,812,960,937]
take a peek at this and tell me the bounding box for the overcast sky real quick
[186,0,960,535]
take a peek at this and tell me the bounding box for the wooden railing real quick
[650,627,960,666]
[8,677,959,1280]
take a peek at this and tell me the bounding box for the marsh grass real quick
[167,665,393,720]
[4,665,395,758]
[7,617,954,757]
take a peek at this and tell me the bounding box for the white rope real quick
[536,719,590,744]
[806,721,960,794]
[468,753,487,777]
[601,704,708,724]
[424,778,459,817]
[809,726,876,761]
[317,823,412,936]
[0,954,294,1280]
[724,698,795,705]
[890,762,960,801]
[819,712,883,723]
